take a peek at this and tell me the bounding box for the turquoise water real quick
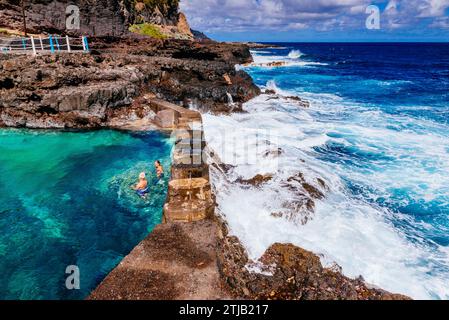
[0,129,173,299]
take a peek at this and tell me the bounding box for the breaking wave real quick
[203,44,449,300]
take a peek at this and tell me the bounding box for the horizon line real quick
[222,40,449,44]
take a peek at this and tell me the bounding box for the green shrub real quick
[129,23,167,39]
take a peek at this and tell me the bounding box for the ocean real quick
[202,43,449,299]
[0,129,173,299]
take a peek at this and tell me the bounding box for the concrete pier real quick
[146,97,215,223]
[88,98,223,300]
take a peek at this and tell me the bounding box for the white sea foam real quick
[287,49,303,59]
[202,74,449,299]
[246,50,328,68]
[245,261,276,276]
[249,50,272,54]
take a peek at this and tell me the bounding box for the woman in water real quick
[155,160,164,179]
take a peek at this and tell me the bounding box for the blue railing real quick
[0,35,90,55]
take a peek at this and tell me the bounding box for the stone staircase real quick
[147,98,215,223]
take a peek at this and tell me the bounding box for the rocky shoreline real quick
[0,37,259,129]
[0,35,410,299]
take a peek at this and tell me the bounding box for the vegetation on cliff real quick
[129,23,167,39]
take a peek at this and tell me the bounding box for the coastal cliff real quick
[0,38,258,128]
[0,0,195,38]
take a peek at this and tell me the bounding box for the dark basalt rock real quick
[0,38,260,128]
[0,0,128,36]
[191,29,211,41]
[215,216,411,300]
[286,173,325,200]
[0,0,182,37]
[268,172,328,225]
[0,77,14,89]
[235,174,273,187]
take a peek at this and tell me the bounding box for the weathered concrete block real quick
[171,164,209,180]
[155,109,178,128]
[163,199,214,223]
[176,138,206,150]
[167,178,211,200]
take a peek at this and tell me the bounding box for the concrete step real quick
[178,114,201,122]
[173,148,204,166]
[171,163,209,180]
[175,138,206,150]
[163,198,214,223]
[167,177,211,200]
[173,129,203,141]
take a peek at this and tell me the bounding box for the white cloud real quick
[430,16,449,28]
[285,22,308,30]
[180,0,449,33]
[418,0,449,17]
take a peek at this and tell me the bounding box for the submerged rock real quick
[286,96,310,108]
[263,89,276,95]
[285,173,325,200]
[269,172,328,225]
[235,174,273,187]
[265,93,310,108]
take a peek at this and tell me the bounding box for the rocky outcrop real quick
[0,38,260,128]
[191,29,210,41]
[131,0,180,26]
[88,195,411,300]
[216,216,410,300]
[176,12,193,38]
[235,174,273,187]
[0,0,129,36]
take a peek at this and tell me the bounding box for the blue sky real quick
[181,0,449,42]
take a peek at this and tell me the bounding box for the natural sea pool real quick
[0,129,173,299]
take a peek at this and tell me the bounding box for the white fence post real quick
[30,36,37,55]
[66,35,71,52]
[2,35,89,54]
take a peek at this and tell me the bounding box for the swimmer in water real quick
[132,172,149,198]
[155,160,164,179]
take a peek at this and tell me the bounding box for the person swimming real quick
[132,172,149,198]
[155,160,164,179]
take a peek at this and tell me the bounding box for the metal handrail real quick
[0,35,90,54]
